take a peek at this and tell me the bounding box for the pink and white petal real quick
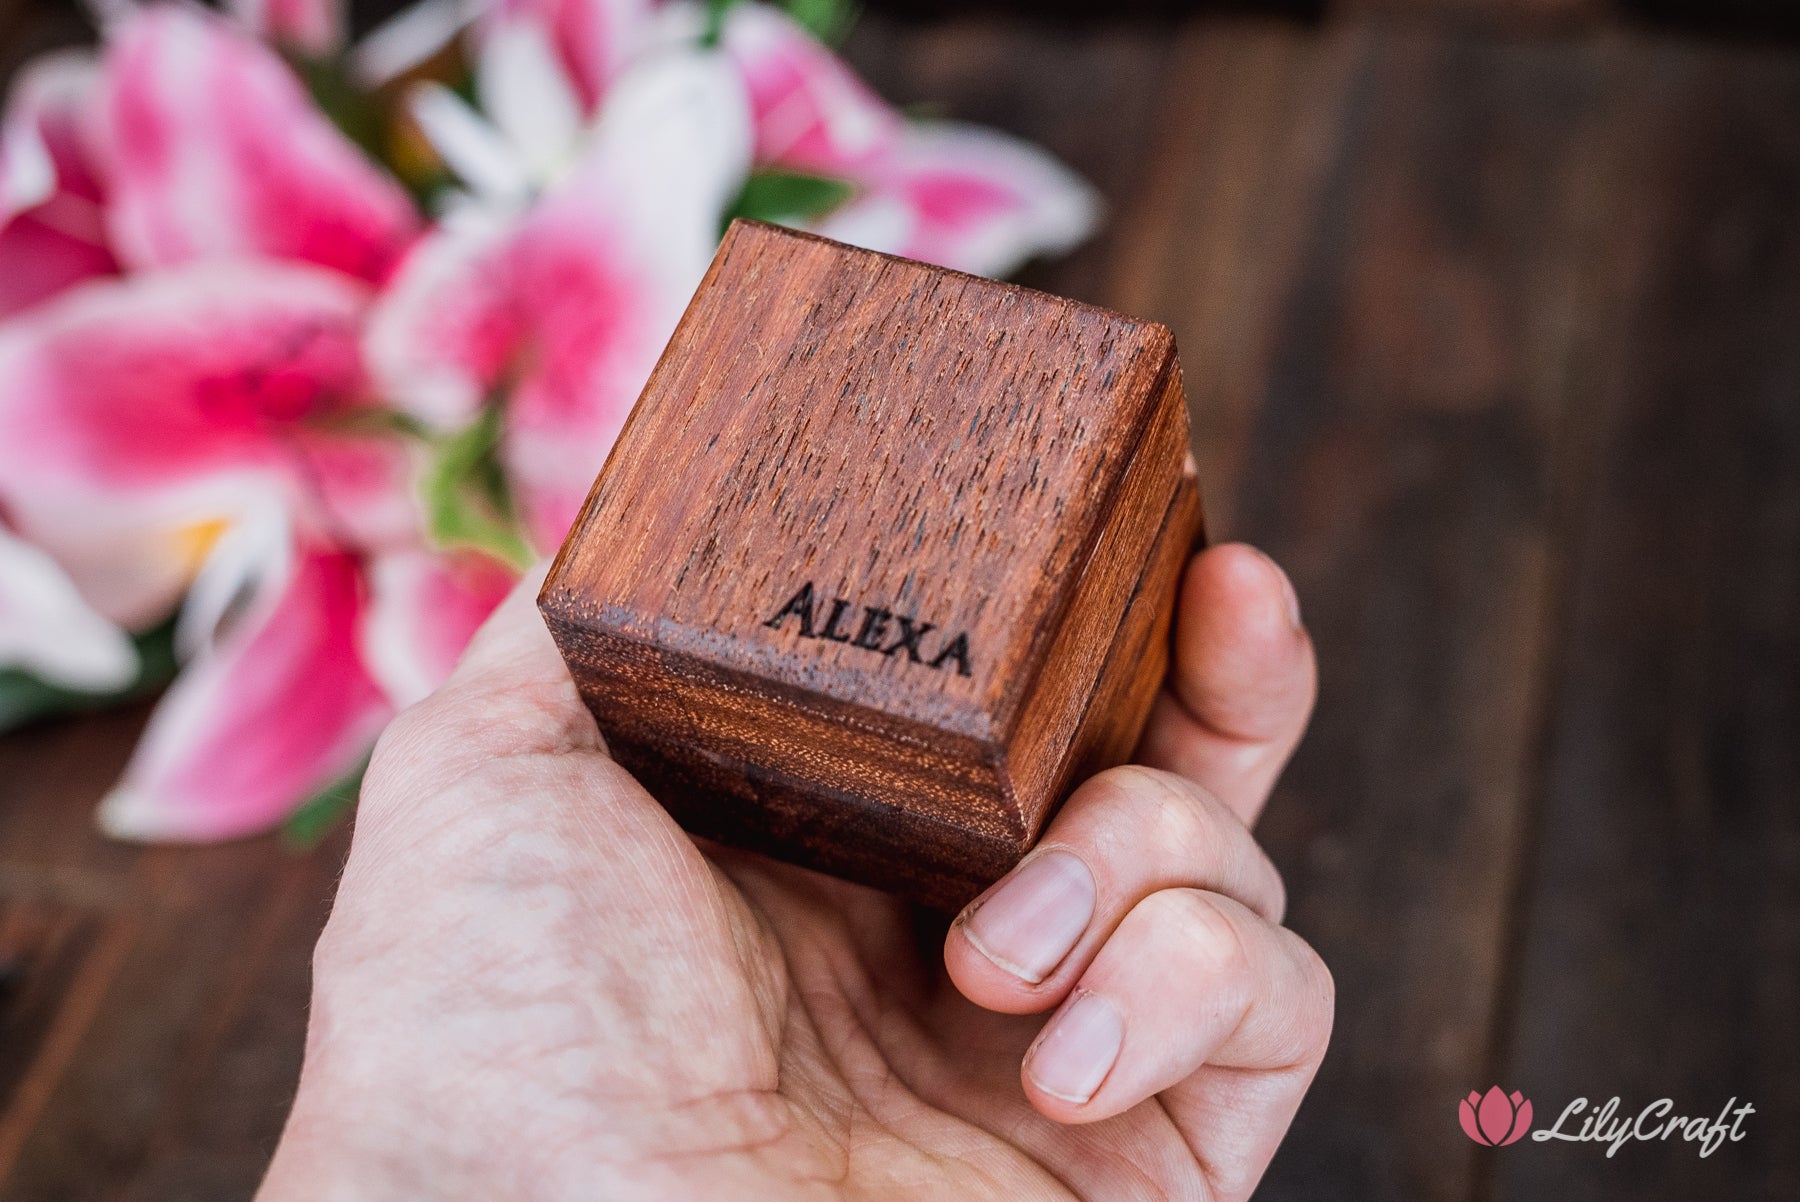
[483,0,654,115]
[0,524,136,691]
[1,50,107,217]
[0,52,115,314]
[496,230,683,548]
[96,546,391,842]
[363,208,524,429]
[571,49,753,240]
[813,121,1100,278]
[360,548,514,708]
[498,51,750,547]
[0,261,370,498]
[292,426,428,553]
[0,108,55,220]
[0,211,115,318]
[101,6,419,281]
[720,2,899,176]
[0,261,372,624]
[228,0,346,57]
[13,473,284,632]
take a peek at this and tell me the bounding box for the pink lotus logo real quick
[1460,1087,1534,1146]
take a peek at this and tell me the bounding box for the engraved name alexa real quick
[763,582,973,677]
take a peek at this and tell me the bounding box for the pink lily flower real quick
[0,0,1101,849]
[0,260,415,839]
[368,48,752,550]
[100,4,419,282]
[719,1,899,177]
[96,539,393,841]
[0,51,116,318]
[813,121,1101,281]
[720,4,1098,279]
[0,4,524,841]
[0,262,383,627]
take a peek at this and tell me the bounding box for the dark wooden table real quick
[3,3,1797,1199]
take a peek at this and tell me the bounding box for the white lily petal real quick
[0,525,137,692]
[808,191,910,257]
[641,0,708,55]
[478,21,584,183]
[584,49,753,254]
[407,82,532,206]
[0,114,57,223]
[352,0,475,88]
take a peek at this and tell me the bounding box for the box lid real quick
[541,221,1189,848]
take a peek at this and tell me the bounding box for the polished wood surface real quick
[543,220,1199,906]
[2,2,1797,1198]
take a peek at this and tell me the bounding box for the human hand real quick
[258,543,1327,1201]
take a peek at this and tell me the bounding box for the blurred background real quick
[2,0,1796,1198]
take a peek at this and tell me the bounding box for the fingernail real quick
[959,850,1095,984]
[1026,990,1123,1105]
[1252,547,1303,632]
[1279,572,1303,631]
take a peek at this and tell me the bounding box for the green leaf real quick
[281,753,371,850]
[723,170,856,233]
[293,54,388,167]
[700,0,741,47]
[0,619,180,734]
[703,0,855,47]
[420,405,535,571]
[289,51,455,211]
[783,0,857,45]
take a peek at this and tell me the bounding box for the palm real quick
[266,547,1325,1202]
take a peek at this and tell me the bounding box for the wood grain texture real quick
[1490,42,1800,1201]
[543,220,1201,906]
[1158,27,1639,1199]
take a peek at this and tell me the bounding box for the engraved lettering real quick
[928,632,973,677]
[767,582,973,676]
[885,616,935,663]
[819,598,855,643]
[764,582,816,637]
[852,607,892,650]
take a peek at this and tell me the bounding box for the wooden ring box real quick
[540,220,1204,908]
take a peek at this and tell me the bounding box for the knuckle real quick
[1084,767,1291,923]
[1153,888,1254,982]
[1089,764,1223,851]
